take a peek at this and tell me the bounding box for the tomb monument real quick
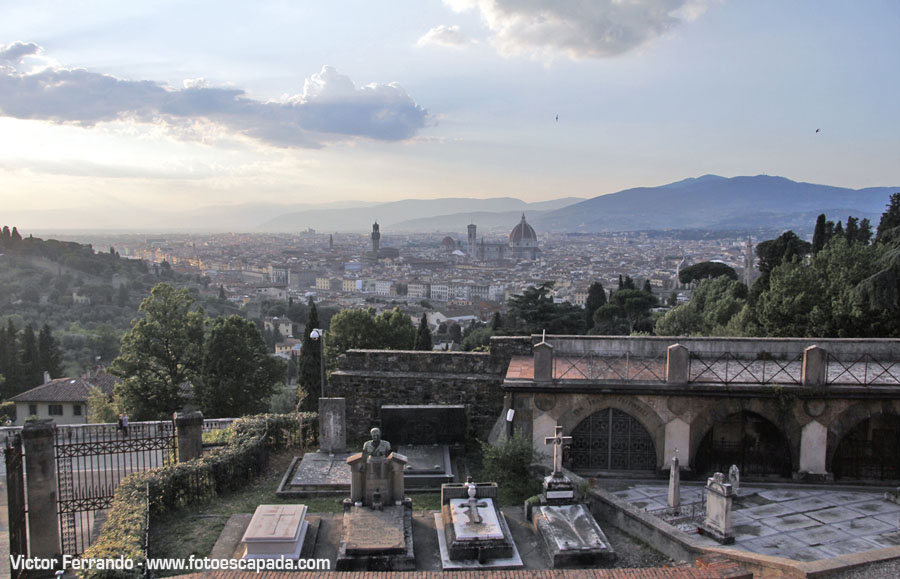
[336,428,414,571]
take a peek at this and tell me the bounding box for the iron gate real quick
[55,421,176,555]
[5,433,27,578]
[568,408,656,471]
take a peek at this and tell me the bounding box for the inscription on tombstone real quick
[701,472,734,544]
[319,398,346,453]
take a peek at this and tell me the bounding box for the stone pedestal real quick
[346,452,407,507]
[319,398,346,453]
[241,505,309,560]
[174,411,203,462]
[22,420,60,558]
[700,473,734,545]
[668,457,681,508]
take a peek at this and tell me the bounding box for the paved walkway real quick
[611,483,900,562]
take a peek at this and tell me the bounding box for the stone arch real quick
[558,395,666,470]
[690,398,799,477]
[827,401,900,476]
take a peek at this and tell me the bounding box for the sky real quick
[1,0,899,230]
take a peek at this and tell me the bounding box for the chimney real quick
[43,371,51,384]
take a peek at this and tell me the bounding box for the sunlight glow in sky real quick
[1,0,898,229]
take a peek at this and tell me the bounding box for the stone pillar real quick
[175,411,204,463]
[802,345,826,387]
[667,456,680,508]
[534,341,554,382]
[22,419,60,558]
[666,344,690,384]
[799,420,829,475]
[319,397,346,453]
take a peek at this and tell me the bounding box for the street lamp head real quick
[310,329,320,341]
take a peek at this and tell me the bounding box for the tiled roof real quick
[8,372,118,403]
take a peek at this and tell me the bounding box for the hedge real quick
[79,412,317,578]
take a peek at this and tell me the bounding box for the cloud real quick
[445,0,711,59]
[0,41,40,63]
[417,25,473,48]
[0,47,429,148]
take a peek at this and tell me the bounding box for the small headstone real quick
[319,398,346,453]
[668,456,681,509]
[728,464,740,496]
[700,472,735,544]
[539,426,576,508]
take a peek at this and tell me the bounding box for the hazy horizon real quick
[2,1,899,230]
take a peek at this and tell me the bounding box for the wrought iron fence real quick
[552,351,667,382]
[825,352,900,386]
[55,421,177,555]
[689,351,804,384]
[646,496,707,530]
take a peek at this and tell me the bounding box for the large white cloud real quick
[445,0,711,59]
[0,46,429,148]
[0,41,40,63]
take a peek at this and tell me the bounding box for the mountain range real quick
[23,175,899,233]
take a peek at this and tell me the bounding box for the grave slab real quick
[757,489,814,502]
[741,502,795,520]
[731,521,782,542]
[778,496,834,513]
[278,452,352,498]
[336,505,415,570]
[864,533,900,548]
[793,524,852,546]
[533,504,615,568]
[434,512,523,570]
[758,513,819,533]
[397,444,453,489]
[817,536,885,555]
[742,533,807,557]
[847,499,900,516]
[833,516,897,536]
[805,506,866,525]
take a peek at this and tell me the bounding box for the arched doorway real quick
[832,414,900,481]
[567,408,656,472]
[695,411,791,478]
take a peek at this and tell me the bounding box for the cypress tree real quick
[812,214,827,253]
[20,324,41,391]
[297,299,322,411]
[414,313,433,351]
[38,324,63,380]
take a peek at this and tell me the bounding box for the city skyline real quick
[2,1,899,230]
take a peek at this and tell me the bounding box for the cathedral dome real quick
[441,236,456,250]
[509,214,537,246]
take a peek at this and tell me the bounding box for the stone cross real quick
[545,425,573,476]
[462,496,489,525]
[728,464,740,496]
[258,506,295,535]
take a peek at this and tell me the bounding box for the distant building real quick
[9,371,118,426]
[474,214,540,262]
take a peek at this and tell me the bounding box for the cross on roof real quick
[544,425,573,476]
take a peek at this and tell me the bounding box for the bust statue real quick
[360,427,391,472]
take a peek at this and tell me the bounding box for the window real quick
[49,404,63,416]
[73,405,83,416]
[29,404,37,416]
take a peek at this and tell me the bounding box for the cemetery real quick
[7,334,900,576]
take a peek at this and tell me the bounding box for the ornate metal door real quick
[569,408,656,471]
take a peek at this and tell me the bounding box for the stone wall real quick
[329,337,529,442]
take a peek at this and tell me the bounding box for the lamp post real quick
[309,328,326,398]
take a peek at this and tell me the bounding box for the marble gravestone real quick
[528,425,616,568]
[435,479,523,569]
[337,428,414,571]
[700,472,735,545]
[319,398,346,453]
[241,505,309,560]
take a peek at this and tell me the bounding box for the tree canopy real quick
[111,283,205,420]
[197,315,284,418]
[678,261,737,284]
[506,283,585,335]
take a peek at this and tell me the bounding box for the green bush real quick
[0,400,15,423]
[80,412,317,578]
[479,432,535,487]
